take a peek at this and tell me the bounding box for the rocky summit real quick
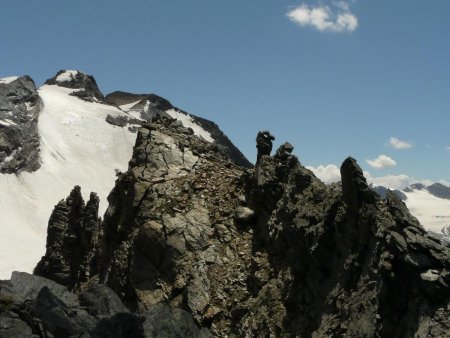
[0,114,444,337]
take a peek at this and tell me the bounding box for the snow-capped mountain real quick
[0,70,251,279]
[0,71,136,278]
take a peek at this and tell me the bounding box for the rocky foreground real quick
[1,115,450,337]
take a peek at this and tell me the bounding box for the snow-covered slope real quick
[0,83,136,279]
[403,189,450,234]
[0,76,19,84]
[166,109,213,142]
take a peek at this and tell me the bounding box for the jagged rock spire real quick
[34,185,101,290]
[256,130,275,162]
[341,156,377,214]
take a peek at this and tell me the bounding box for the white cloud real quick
[334,0,350,11]
[446,146,450,151]
[306,164,341,183]
[389,137,412,149]
[287,3,358,33]
[366,155,397,169]
[364,171,411,190]
[308,163,447,191]
[438,179,450,186]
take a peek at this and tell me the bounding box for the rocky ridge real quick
[26,115,450,337]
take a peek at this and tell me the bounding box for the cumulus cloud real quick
[306,164,341,184]
[389,137,412,149]
[287,3,358,33]
[366,155,396,169]
[307,163,411,189]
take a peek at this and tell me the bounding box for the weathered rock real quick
[30,286,95,336]
[2,272,208,337]
[234,206,255,223]
[0,311,37,338]
[275,142,294,160]
[0,75,42,173]
[78,284,129,316]
[142,304,212,338]
[8,271,78,306]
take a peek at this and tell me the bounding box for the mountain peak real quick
[44,70,104,102]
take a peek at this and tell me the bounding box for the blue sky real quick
[2,0,450,187]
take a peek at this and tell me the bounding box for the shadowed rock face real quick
[30,120,450,337]
[34,186,101,291]
[0,76,42,173]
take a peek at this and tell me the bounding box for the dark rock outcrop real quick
[34,186,101,290]
[45,70,104,102]
[0,76,42,173]
[0,272,207,337]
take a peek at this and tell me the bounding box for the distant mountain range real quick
[371,182,450,244]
